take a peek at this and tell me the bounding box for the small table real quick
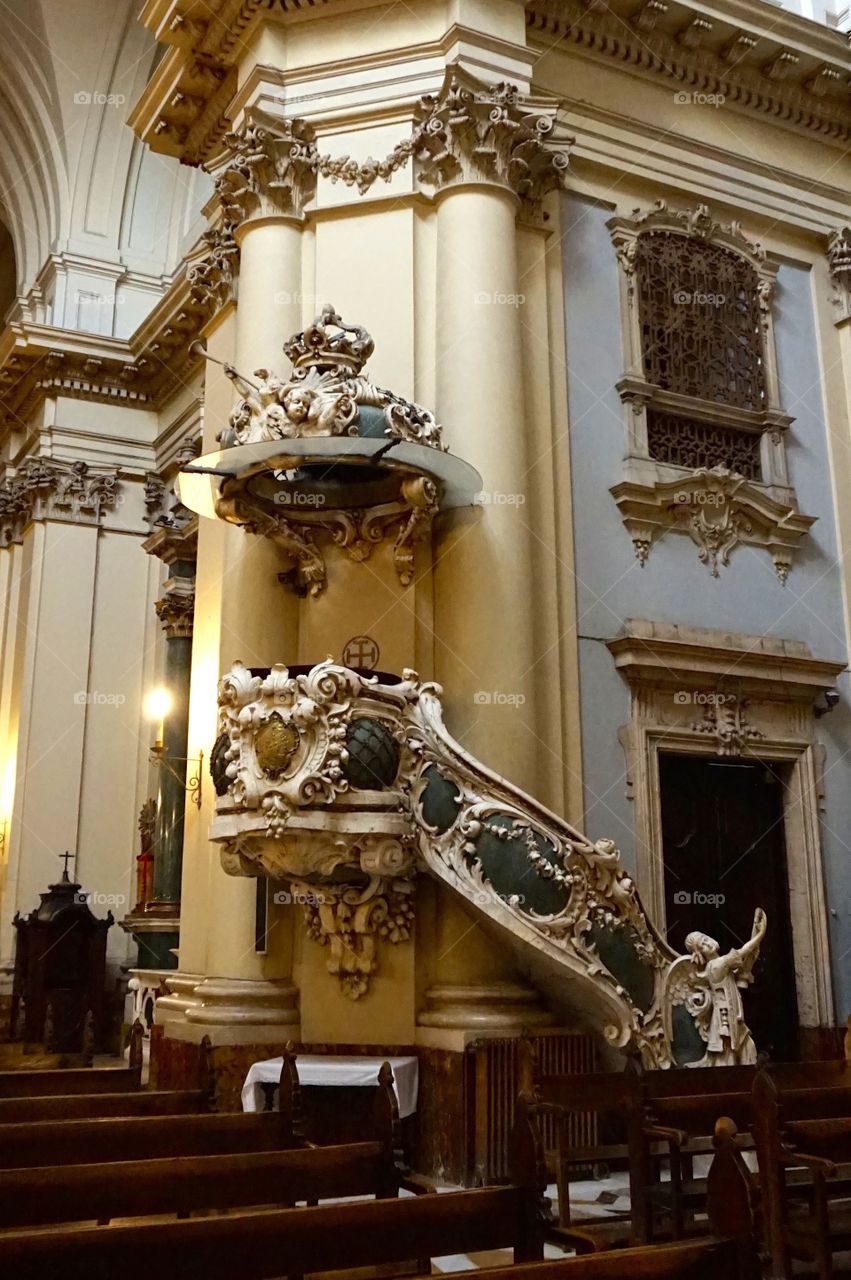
[241,1054,419,1119]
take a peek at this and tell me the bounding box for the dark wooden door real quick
[659,752,798,1061]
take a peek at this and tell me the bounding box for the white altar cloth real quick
[241,1054,419,1118]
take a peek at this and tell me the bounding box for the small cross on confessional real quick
[58,850,76,881]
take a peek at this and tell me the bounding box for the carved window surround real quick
[607,202,814,581]
[608,619,843,1030]
[827,227,851,325]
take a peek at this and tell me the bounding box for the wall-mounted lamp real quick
[144,686,203,808]
[814,689,840,719]
[144,687,173,752]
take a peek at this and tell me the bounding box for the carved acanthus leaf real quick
[295,876,415,999]
[0,458,121,547]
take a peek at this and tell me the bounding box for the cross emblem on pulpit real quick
[342,635,380,671]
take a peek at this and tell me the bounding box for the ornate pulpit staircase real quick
[181,303,766,1070]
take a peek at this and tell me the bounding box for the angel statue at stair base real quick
[666,907,768,1067]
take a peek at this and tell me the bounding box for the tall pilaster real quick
[171,115,317,1042]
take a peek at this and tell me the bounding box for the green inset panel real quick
[671,1004,706,1066]
[419,766,462,834]
[587,921,655,1013]
[470,816,568,916]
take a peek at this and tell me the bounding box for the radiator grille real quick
[473,1033,598,1182]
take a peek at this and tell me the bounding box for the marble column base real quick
[153,971,205,1025]
[417,981,555,1033]
[178,977,300,1045]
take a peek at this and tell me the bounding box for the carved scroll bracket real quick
[611,465,815,583]
[828,227,851,324]
[293,876,415,1000]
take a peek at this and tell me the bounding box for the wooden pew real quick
[0,1143,407,1230]
[523,1060,683,1248]
[0,1186,540,1280]
[453,1239,756,1279]
[752,1066,851,1279]
[0,1110,760,1280]
[529,1050,851,1246]
[0,1056,415,1232]
[0,1019,144,1097]
[0,1086,213,1123]
[0,1048,302,1170]
[640,1061,851,1244]
[0,1109,298,1169]
[0,1100,757,1280]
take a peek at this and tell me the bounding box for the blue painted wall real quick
[561,192,851,1020]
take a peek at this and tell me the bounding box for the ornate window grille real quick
[606,202,812,581]
[646,410,761,480]
[634,232,766,413]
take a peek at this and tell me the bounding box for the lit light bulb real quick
[144,687,172,751]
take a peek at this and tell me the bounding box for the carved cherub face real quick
[283,388,313,425]
[685,931,720,962]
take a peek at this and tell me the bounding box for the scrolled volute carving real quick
[412,75,571,202]
[215,117,319,224]
[0,457,121,547]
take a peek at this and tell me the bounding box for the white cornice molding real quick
[608,617,845,698]
[527,0,851,144]
[558,98,850,237]
[0,256,212,429]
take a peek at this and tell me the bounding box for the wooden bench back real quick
[0,1106,294,1169]
[453,1239,757,1280]
[534,1069,641,1113]
[0,1184,540,1280]
[0,1020,145,1097]
[0,1087,211,1124]
[0,1140,394,1230]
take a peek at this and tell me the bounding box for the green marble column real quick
[123,515,198,972]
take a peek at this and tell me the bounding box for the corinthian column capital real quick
[413,71,572,204]
[215,115,319,228]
